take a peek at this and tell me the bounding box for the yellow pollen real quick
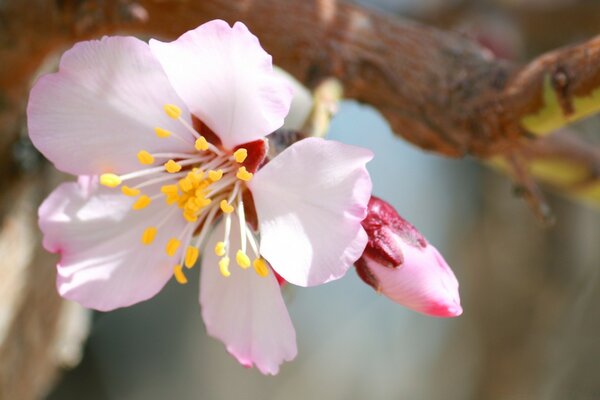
[137,150,155,165]
[220,200,234,214]
[185,246,199,268]
[121,185,140,197]
[166,238,181,257]
[173,265,188,284]
[208,169,223,182]
[154,127,172,138]
[236,166,253,182]
[141,227,157,245]
[236,250,251,269]
[219,257,231,277]
[253,258,269,277]
[179,177,193,192]
[132,195,152,210]
[183,212,198,223]
[195,197,212,208]
[164,104,182,119]
[161,184,178,195]
[233,148,248,163]
[164,159,182,173]
[195,137,209,151]
[214,241,226,257]
[100,173,121,188]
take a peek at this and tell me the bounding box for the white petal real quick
[200,220,297,375]
[149,20,292,149]
[28,36,194,176]
[249,138,373,287]
[39,180,188,311]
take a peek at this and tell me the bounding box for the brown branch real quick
[0,0,599,161]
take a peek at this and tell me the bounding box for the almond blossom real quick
[356,197,462,317]
[28,20,373,374]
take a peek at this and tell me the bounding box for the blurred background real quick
[1,0,599,399]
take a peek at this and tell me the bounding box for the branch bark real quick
[2,0,600,160]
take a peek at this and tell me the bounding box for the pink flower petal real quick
[39,180,188,311]
[149,20,292,149]
[27,36,194,176]
[248,137,373,287]
[358,232,462,317]
[200,220,297,375]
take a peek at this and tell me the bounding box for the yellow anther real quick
[253,258,269,277]
[178,177,193,192]
[164,159,182,173]
[195,136,209,151]
[121,185,140,197]
[186,171,201,186]
[132,195,152,210]
[194,197,212,208]
[219,257,231,277]
[208,169,223,182]
[154,127,172,138]
[233,148,248,163]
[214,241,226,257]
[183,212,198,223]
[236,250,251,269]
[220,200,234,214]
[164,104,182,119]
[141,227,157,245]
[185,246,199,268]
[166,238,181,257]
[236,166,253,182]
[100,173,121,188]
[161,184,179,195]
[137,150,155,165]
[166,194,179,205]
[173,265,188,284]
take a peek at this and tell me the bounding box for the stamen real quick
[132,195,152,210]
[161,184,179,194]
[164,104,182,119]
[219,257,231,277]
[245,226,260,258]
[137,150,155,165]
[236,194,247,254]
[185,246,199,269]
[154,127,172,138]
[121,186,140,197]
[253,258,269,277]
[100,173,121,188]
[220,200,234,214]
[141,227,158,245]
[233,148,248,163]
[208,169,223,182]
[195,137,209,151]
[164,159,182,173]
[166,238,181,256]
[236,166,253,182]
[214,241,226,257]
[236,250,251,269]
[173,265,188,284]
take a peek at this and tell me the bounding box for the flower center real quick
[98,104,270,283]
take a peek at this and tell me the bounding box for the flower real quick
[28,20,373,374]
[355,197,462,317]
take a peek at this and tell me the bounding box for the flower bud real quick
[356,197,462,317]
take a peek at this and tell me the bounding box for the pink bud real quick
[356,197,462,317]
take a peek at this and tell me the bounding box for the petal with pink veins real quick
[149,20,292,149]
[28,36,194,176]
[200,220,297,375]
[249,137,373,287]
[39,180,188,311]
